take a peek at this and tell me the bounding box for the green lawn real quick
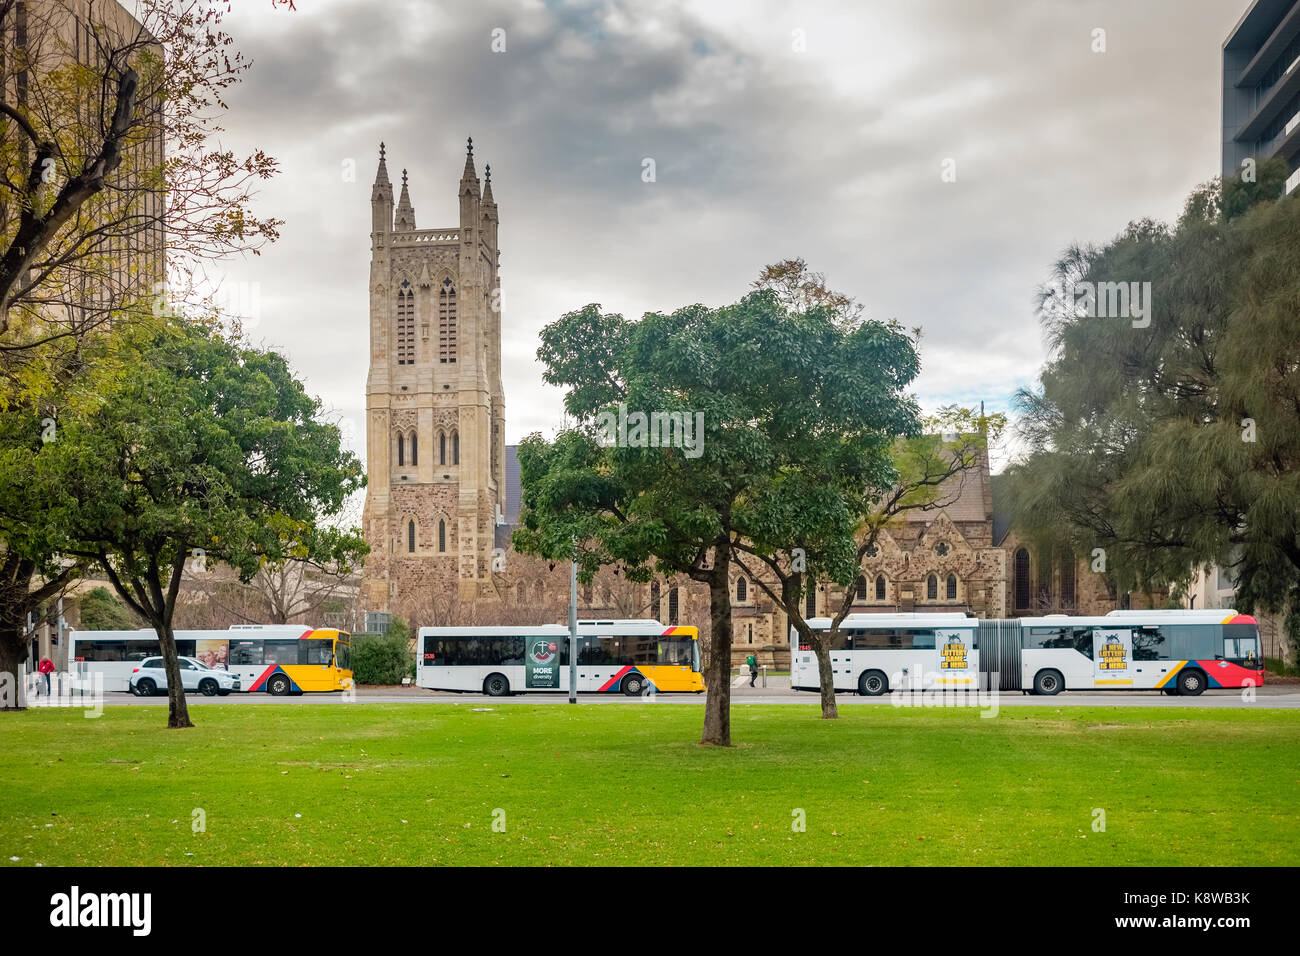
[2,703,1297,866]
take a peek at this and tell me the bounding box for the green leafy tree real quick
[734,407,1001,718]
[1007,166,1300,654]
[46,319,365,727]
[77,585,135,631]
[514,283,921,744]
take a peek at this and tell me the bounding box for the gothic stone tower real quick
[362,140,507,613]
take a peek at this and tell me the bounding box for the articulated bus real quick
[792,610,1263,696]
[417,620,704,696]
[70,625,353,695]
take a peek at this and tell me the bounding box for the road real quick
[93,676,1300,709]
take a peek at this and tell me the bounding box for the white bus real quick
[791,613,981,696]
[1018,610,1263,696]
[69,625,353,694]
[417,620,704,696]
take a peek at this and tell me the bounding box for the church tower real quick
[362,139,507,615]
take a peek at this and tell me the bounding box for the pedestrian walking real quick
[746,653,757,688]
[38,656,55,697]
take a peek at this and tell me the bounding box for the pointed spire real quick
[374,141,391,186]
[460,136,480,197]
[394,167,416,231]
[482,163,495,205]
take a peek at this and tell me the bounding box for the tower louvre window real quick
[396,281,415,365]
[407,520,416,553]
[453,431,460,465]
[409,431,418,466]
[438,519,447,553]
[397,433,404,467]
[439,278,457,364]
[439,432,446,465]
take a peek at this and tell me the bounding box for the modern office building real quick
[1223,0,1300,193]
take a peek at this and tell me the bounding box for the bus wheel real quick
[484,673,510,697]
[1032,670,1063,696]
[199,679,219,697]
[136,678,157,697]
[858,670,888,696]
[1177,669,1206,696]
[267,674,291,696]
[621,674,646,696]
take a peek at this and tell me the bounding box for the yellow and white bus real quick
[70,625,353,695]
[417,619,704,696]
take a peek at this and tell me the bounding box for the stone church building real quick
[360,143,1127,666]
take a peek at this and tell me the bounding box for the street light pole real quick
[568,555,578,704]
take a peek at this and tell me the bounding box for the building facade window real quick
[805,588,816,619]
[407,520,416,553]
[1014,548,1031,611]
[736,576,747,602]
[1060,552,1076,608]
[439,432,446,465]
[438,519,446,553]
[875,574,886,601]
[946,573,957,601]
[409,431,418,466]
[855,576,867,602]
[396,281,415,365]
[438,278,457,363]
[926,574,938,601]
[453,431,460,465]
[668,586,679,625]
[650,581,661,617]
[397,433,404,467]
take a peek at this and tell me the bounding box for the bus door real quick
[934,628,976,689]
[1092,628,1133,687]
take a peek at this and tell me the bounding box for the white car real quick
[129,656,241,697]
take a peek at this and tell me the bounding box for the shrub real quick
[350,627,415,685]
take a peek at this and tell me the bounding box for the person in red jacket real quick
[37,657,54,697]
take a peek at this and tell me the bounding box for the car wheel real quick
[484,673,510,697]
[136,678,157,697]
[1177,669,1206,697]
[1032,669,1063,696]
[199,678,219,697]
[267,674,291,696]
[621,673,645,696]
[858,670,888,696]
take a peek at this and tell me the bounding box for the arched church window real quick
[805,588,816,619]
[407,520,416,553]
[736,576,747,602]
[397,433,404,467]
[409,431,418,466]
[668,586,679,625]
[438,519,446,553]
[439,278,457,364]
[855,575,867,602]
[926,574,938,601]
[439,432,446,465]
[453,431,459,465]
[1060,551,1076,609]
[875,575,886,601]
[946,573,958,601]
[1014,548,1031,610]
[396,280,415,365]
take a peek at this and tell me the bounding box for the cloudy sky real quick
[198,0,1249,472]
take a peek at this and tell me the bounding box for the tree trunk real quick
[152,618,193,729]
[0,626,28,711]
[814,633,839,719]
[700,549,733,747]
